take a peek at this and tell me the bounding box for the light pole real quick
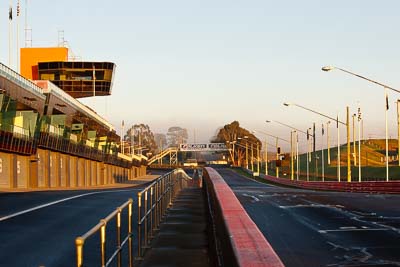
[321,123,325,181]
[265,137,268,175]
[259,126,291,178]
[236,140,260,176]
[256,142,260,176]
[246,140,248,169]
[251,143,254,172]
[352,113,357,166]
[247,139,261,176]
[226,140,238,166]
[291,130,294,180]
[238,137,249,169]
[327,121,331,165]
[307,128,311,181]
[266,120,312,180]
[284,102,351,182]
[253,130,290,178]
[357,106,362,181]
[295,131,299,180]
[398,100,400,166]
[322,66,400,181]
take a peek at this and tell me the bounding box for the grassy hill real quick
[260,139,400,181]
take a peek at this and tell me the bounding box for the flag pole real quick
[16,0,20,72]
[9,0,13,67]
[93,63,96,96]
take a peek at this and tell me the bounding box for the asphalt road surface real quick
[0,168,185,267]
[0,187,147,267]
[216,168,400,267]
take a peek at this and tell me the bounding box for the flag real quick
[122,120,125,127]
[322,124,324,136]
[17,1,20,17]
[9,6,12,20]
[307,129,309,140]
[386,92,389,110]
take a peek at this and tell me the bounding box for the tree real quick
[154,133,167,153]
[212,121,261,166]
[124,124,157,156]
[166,126,188,147]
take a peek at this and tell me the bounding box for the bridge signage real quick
[179,143,228,151]
[208,143,228,151]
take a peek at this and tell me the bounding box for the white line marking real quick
[339,226,357,230]
[0,189,135,222]
[279,204,339,209]
[318,228,388,233]
[242,193,260,202]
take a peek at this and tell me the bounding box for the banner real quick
[179,143,228,151]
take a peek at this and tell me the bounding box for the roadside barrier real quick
[75,199,134,267]
[257,172,400,194]
[241,168,400,194]
[136,168,191,258]
[203,167,284,267]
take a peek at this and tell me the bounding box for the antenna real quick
[58,30,65,47]
[24,0,32,47]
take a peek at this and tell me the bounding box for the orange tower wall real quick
[20,47,68,80]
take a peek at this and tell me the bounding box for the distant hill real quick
[320,139,397,167]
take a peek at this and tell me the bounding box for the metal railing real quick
[136,168,191,258]
[75,199,134,267]
[0,123,36,155]
[0,62,45,99]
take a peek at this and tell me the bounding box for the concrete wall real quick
[0,152,11,188]
[0,148,146,190]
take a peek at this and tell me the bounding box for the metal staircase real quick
[148,147,179,165]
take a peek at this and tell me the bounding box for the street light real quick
[266,120,312,181]
[236,140,261,176]
[253,130,291,179]
[327,121,331,165]
[284,102,351,182]
[352,113,357,166]
[393,99,400,167]
[226,140,235,166]
[238,136,249,169]
[322,65,400,181]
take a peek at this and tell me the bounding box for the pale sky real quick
[1,0,400,151]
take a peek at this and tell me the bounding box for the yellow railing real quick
[75,199,134,267]
[136,169,191,258]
